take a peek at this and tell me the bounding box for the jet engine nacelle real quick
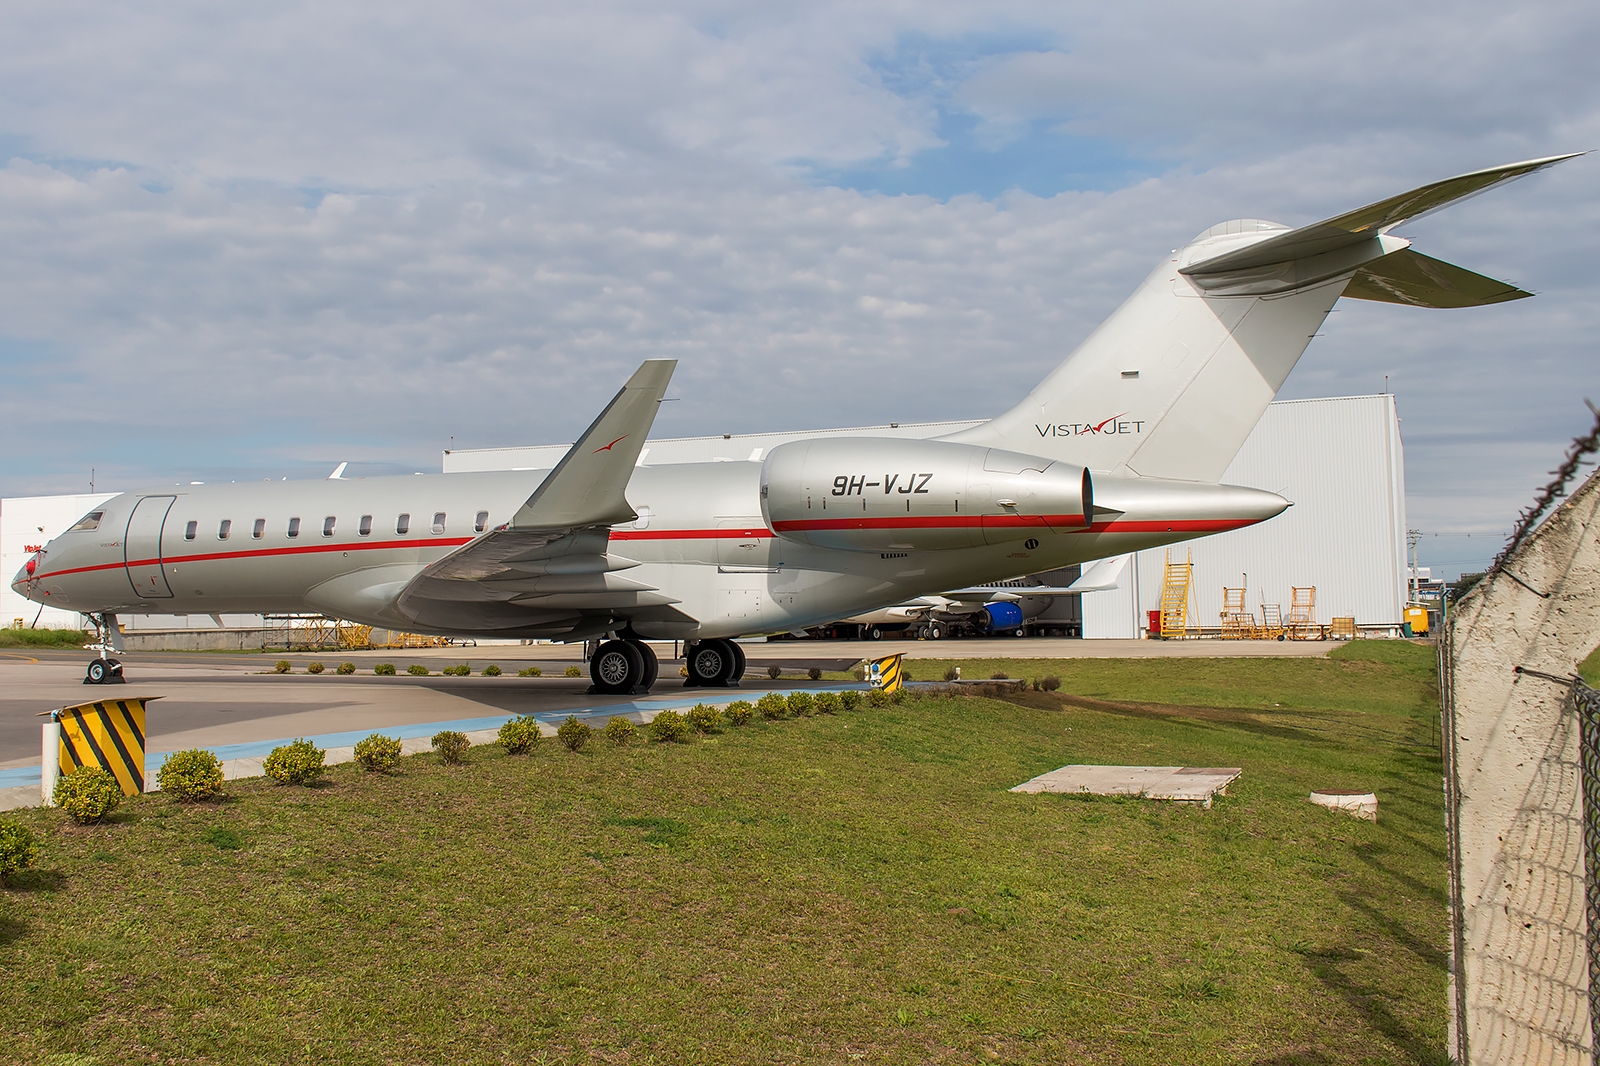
[760,437,1091,553]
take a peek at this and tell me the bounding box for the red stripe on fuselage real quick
[34,517,1258,581]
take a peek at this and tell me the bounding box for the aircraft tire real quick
[591,639,646,695]
[727,640,746,682]
[628,639,659,692]
[929,623,944,640]
[869,627,882,640]
[686,640,736,687]
[85,659,109,685]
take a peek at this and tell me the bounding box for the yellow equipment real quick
[1404,605,1430,636]
[1258,601,1286,641]
[1288,586,1319,640]
[1330,616,1358,640]
[1219,575,1256,639]
[1158,548,1199,639]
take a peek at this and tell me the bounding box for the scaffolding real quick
[1288,586,1319,640]
[1258,601,1287,641]
[1219,574,1256,639]
[1158,549,1200,639]
[263,615,446,651]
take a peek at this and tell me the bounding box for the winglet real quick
[510,360,677,529]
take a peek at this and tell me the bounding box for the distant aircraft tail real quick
[942,153,1581,482]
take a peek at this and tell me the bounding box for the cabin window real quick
[67,511,103,532]
[288,517,301,538]
[474,510,489,533]
[432,512,446,535]
[359,514,372,537]
[323,516,336,537]
[397,513,410,535]
[219,519,232,540]
[185,520,197,541]
[252,518,265,540]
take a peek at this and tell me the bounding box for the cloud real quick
[0,1,1595,582]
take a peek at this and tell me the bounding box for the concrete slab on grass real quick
[1011,765,1241,808]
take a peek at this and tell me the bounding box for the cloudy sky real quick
[0,1,1595,577]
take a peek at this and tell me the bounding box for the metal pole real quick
[41,714,60,806]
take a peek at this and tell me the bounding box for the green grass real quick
[1580,644,1600,686]
[0,627,89,649]
[0,644,1446,1064]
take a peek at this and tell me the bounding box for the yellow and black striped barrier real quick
[867,653,904,693]
[48,696,161,797]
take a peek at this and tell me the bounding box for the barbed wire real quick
[1492,399,1600,572]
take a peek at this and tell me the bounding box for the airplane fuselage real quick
[16,462,1283,641]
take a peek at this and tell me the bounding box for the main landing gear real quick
[588,638,659,696]
[683,638,746,688]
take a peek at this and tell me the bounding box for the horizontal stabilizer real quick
[1067,555,1128,593]
[1343,248,1530,308]
[1182,153,1582,279]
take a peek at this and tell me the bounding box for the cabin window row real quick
[183,510,492,540]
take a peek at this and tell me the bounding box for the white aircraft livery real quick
[14,154,1578,693]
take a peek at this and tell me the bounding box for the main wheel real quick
[627,640,659,692]
[590,639,645,695]
[727,640,746,682]
[85,659,109,684]
[929,623,944,640]
[869,626,883,640]
[686,639,737,686]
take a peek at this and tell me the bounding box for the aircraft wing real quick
[941,585,1082,602]
[393,360,684,636]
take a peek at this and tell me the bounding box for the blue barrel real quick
[982,601,1024,634]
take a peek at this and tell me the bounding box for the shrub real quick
[766,664,783,680]
[891,687,908,705]
[264,739,325,785]
[563,666,582,678]
[724,700,755,726]
[497,716,541,754]
[756,693,787,720]
[867,687,891,708]
[0,819,39,881]
[374,662,396,676]
[557,715,592,752]
[685,703,721,733]
[354,734,402,773]
[53,766,121,823]
[273,660,292,674]
[944,666,960,681]
[852,666,866,681]
[336,662,356,675]
[441,664,471,676]
[815,691,841,715]
[407,664,429,676]
[649,710,689,743]
[991,671,1009,680]
[157,748,225,802]
[839,689,862,711]
[808,666,823,680]
[603,716,638,745]
[432,731,469,765]
[786,691,815,717]
[1038,675,1061,692]
[483,664,502,677]
[517,666,543,677]
[306,661,325,674]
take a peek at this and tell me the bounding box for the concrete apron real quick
[0,686,861,811]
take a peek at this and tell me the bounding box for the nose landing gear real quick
[83,612,126,685]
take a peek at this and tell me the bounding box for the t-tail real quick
[943,153,1582,482]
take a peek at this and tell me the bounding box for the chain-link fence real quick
[1578,678,1600,1054]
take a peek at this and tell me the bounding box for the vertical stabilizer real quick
[943,154,1579,482]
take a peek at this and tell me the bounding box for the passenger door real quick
[125,496,176,599]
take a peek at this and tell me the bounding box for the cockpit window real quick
[67,511,103,532]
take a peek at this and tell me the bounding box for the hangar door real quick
[125,495,176,599]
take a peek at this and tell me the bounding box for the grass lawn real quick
[0,628,90,649]
[1,642,1446,1065]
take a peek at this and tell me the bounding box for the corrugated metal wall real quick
[1083,394,1409,636]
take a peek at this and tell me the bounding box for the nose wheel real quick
[85,658,124,685]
